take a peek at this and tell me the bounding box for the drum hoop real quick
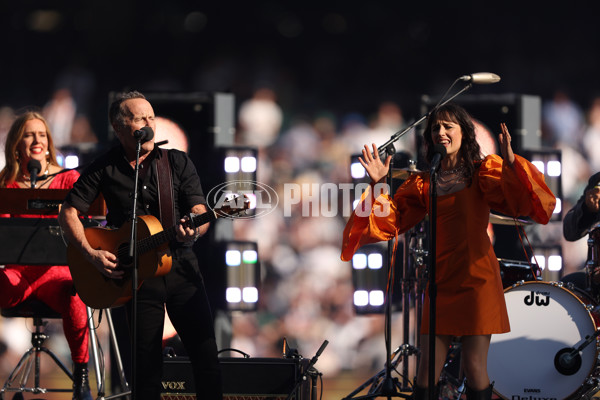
[496,280,600,400]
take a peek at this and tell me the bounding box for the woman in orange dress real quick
[341,103,556,399]
[0,111,92,400]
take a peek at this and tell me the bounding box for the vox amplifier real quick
[161,356,310,400]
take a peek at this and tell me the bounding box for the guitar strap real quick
[156,148,175,229]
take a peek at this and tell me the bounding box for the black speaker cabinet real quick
[161,356,310,400]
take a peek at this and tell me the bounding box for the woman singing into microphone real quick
[341,103,556,400]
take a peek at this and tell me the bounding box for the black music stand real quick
[0,218,101,265]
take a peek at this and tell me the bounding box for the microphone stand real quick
[343,154,410,400]
[127,138,144,400]
[285,340,329,400]
[427,164,440,400]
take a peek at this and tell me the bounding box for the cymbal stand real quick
[343,152,408,400]
[409,222,428,380]
[398,222,427,389]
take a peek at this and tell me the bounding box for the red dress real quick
[341,154,556,335]
[0,169,89,363]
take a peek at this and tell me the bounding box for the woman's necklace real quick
[440,164,465,177]
[22,167,50,188]
[437,163,467,194]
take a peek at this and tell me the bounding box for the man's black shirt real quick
[65,145,206,244]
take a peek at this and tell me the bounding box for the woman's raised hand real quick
[358,143,392,183]
[499,123,515,166]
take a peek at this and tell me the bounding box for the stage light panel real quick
[548,255,563,271]
[547,160,561,177]
[222,241,260,311]
[224,156,240,173]
[222,147,258,178]
[532,255,546,271]
[368,253,383,269]
[351,161,366,179]
[241,156,257,173]
[242,287,259,303]
[369,290,385,306]
[531,245,563,281]
[354,290,369,306]
[524,149,562,221]
[226,287,242,303]
[351,243,389,314]
[352,253,368,270]
[242,250,258,264]
[65,155,79,169]
[531,160,544,174]
[225,250,241,266]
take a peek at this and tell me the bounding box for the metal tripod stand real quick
[342,175,428,399]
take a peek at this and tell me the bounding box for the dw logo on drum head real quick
[524,291,550,306]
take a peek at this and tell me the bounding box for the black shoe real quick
[72,362,93,400]
[412,385,428,400]
[465,383,493,400]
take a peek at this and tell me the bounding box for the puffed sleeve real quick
[341,174,427,261]
[478,154,556,224]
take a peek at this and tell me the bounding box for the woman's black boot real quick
[72,362,93,400]
[465,383,493,400]
[412,385,428,400]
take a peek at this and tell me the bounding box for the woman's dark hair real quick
[422,103,482,184]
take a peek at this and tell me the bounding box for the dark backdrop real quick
[0,1,599,137]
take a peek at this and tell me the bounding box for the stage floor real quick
[2,368,600,400]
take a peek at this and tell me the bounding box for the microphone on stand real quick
[27,159,42,189]
[134,126,154,143]
[429,144,447,175]
[309,339,329,367]
[459,72,501,84]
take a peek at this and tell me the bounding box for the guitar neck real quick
[137,210,217,254]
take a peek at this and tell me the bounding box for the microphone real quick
[459,72,501,84]
[27,159,42,189]
[133,126,154,143]
[307,339,329,368]
[429,144,447,175]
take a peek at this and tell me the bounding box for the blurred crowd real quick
[1,82,599,384]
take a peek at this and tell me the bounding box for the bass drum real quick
[488,281,599,400]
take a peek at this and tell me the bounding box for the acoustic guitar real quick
[68,199,248,309]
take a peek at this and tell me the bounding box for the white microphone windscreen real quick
[470,72,501,84]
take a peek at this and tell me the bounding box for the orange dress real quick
[341,154,556,336]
